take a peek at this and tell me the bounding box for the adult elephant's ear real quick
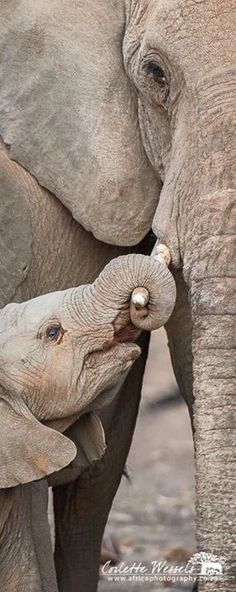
[0,397,77,488]
[0,1,159,247]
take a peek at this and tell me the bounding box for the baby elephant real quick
[0,252,175,488]
[0,252,175,591]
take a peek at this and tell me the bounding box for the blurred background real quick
[99,329,196,592]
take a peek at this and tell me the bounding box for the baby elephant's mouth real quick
[101,322,140,362]
[113,323,139,345]
[84,323,141,369]
[82,323,141,416]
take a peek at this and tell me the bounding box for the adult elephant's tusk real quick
[152,243,172,267]
[131,287,149,310]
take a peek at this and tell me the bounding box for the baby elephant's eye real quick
[46,324,64,342]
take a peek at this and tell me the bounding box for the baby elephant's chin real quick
[81,343,141,416]
[43,343,141,426]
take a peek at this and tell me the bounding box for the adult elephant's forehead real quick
[0,0,159,247]
[144,0,236,77]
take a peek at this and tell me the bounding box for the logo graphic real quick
[188,553,224,576]
[101,551,225,585]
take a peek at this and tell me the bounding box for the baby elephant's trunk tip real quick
[130,287,150,329]
[128,244,176,332]
[131,287,149,310]
[131,242,172,311]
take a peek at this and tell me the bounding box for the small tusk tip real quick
[152,243,172,267]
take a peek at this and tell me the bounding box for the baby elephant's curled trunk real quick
[79,247,176,331]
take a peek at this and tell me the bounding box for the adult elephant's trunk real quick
[73,252,176,332]
[189,242,236,590]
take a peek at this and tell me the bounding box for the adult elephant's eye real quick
[144,59,170,105]
[46,324,65,343]
[146,61,166,85]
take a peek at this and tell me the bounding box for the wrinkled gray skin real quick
[0,0,235,591]
[0,255,175,590]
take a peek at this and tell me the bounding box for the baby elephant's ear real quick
[0,398,77,488]
[48,413,106,487]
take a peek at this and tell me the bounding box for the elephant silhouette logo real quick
[200,561,223,576]
[188,552,224,577]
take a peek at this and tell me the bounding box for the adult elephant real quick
[0,3,167,592]
[0,1,235,592]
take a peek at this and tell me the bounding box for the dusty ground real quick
[99,329,196,592]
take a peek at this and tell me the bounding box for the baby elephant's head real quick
[0,253,175,488]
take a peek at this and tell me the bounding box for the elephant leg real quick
[0,480,58,592]
[53,331,149,592]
